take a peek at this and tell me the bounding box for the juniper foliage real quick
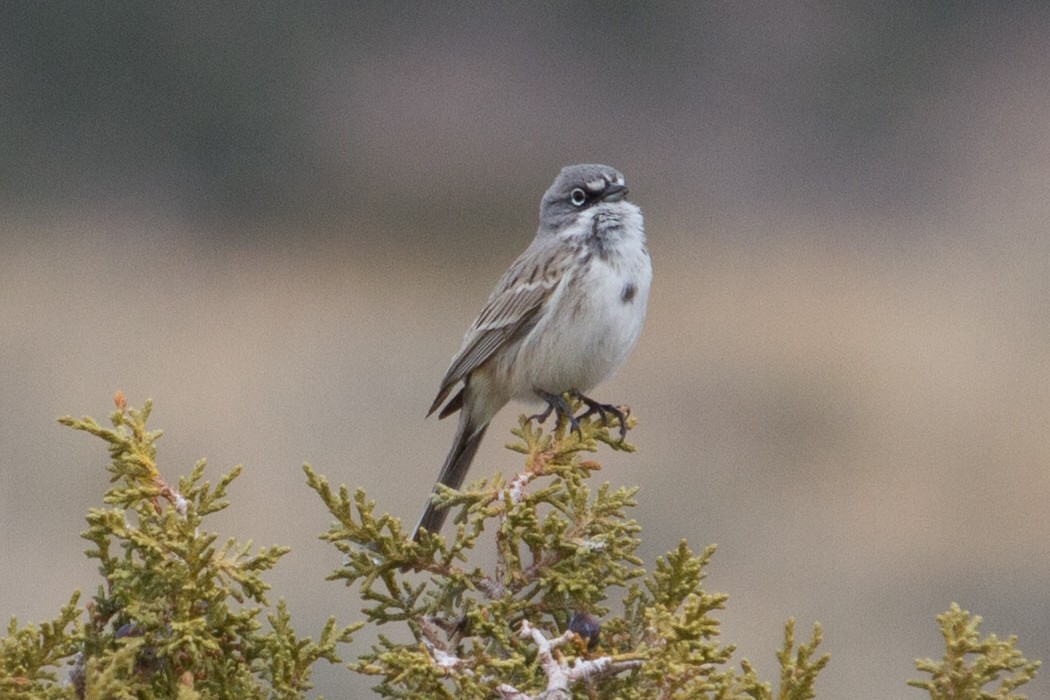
[0,394,358,699]
[305,407,829,699]
[909,603,1040,700]
[0,395,1039,699]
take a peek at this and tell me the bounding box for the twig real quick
[496,620,642,700]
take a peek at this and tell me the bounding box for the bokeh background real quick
[3,3,1049,697]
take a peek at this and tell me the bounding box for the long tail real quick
[412,420,489,541]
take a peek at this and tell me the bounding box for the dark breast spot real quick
[621,282,637,303]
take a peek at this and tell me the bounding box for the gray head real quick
[539,164,629,232]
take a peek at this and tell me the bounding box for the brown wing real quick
[427,250,561,417]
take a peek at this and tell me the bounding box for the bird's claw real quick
[532,390,583,438]
[527,404,554,424]
[532,389,629,441]
[572,391,630,442]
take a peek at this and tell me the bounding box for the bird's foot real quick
[526,403,554,425]
[532,390,582,438]
[571,390,630,442]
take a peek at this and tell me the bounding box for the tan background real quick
[2,4,1049,697]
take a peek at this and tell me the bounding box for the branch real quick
[496,620,642,700]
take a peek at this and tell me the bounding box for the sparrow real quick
[414,163,651,540]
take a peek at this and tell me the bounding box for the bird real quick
[413,163,651,540]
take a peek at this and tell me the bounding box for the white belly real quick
[502,234,651,401]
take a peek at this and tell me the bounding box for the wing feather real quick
[427,250,560,416]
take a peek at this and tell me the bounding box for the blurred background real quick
[2,3,1049,697]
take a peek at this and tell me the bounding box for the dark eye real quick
[570,188,587,206]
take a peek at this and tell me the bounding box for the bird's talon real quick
[534,390,581,436]
[528,404,555,425]
[569,416,583,439]
[571,391,630,441]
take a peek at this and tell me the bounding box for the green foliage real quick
[305,408,829,699]
[909,603,1040,700]
[0,594,81,700]
[0,395,357,699]
[0,394,1040,698]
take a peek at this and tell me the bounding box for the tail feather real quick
[412,422,489,541]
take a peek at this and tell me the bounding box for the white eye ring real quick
[570,188,587,206]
